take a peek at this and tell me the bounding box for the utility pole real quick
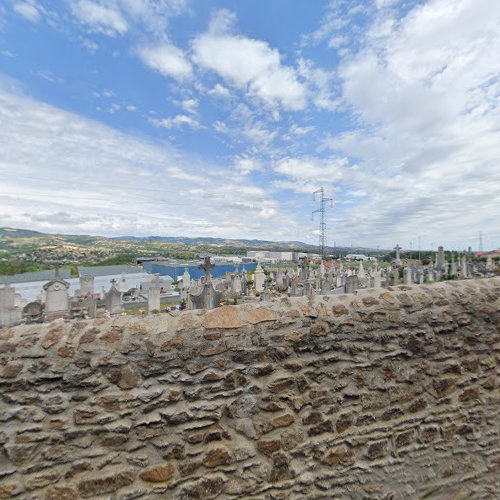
[418,236,421,262]
[479,231,483,252]
[312,187,333,259]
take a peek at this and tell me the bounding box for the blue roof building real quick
[142,260,257,280]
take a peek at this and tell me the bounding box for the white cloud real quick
[13,2,41,22]
[298,58,337,111]
[234,158,263,175]
[319,0,500,248]
[274,157,347,184]
[179,98,198,114]
[71,0,128,36]
[192,10,307,111]
[152,114,201,129]
[242,122,277,147]
[81,38,99,53]
[208,83,231,99]
[0,86,295,239]
[289,124,314,136]
[137,43,192,80]
[213,120,228,134]
[118,0,188,35]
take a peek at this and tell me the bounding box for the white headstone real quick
[148,275,161,313]
[182,268,191,288]
[118,273,129,293]
[0,284,22,327]
[43,270,70,319]
[105,280,122,315]
[403,267,412,285]
[358,261,366,279]
[254,264,265,293]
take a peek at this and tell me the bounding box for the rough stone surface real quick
[202,306,245,329]
[0,278,499,499]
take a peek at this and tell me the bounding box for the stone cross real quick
[298,257,310,282]
[199,257,215,283]
[394,244,402,265]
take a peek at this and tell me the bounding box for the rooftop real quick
[79,265,145,277]
[0,269,71,284]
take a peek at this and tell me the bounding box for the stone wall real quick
[0,278,499,499]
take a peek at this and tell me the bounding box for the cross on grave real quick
[393,244,402,265]
[199,256,216,283]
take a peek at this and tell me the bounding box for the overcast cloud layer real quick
[0,0,499,250]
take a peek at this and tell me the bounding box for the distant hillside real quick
[0,227,46,238]
[112,235,318,250]
[0,227,384,258]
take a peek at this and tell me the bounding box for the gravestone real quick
[403,267,412,285]
[105,280,122,315]
[336,273,343,288]
[254,264,265,293]
[426,268,434,282]
[148,275,161,313]
[79,275,94,296]
[450,254,457,277]
[182,268,191,288]
[0,284,22,327]
[436,246,445,271]
[23,301,43,324]
[118,273,129,294]
[189,257,223,310]
[486,256,494,273]
[372,268,382,288]
[394,244,402,266]
[320,278,330,295]
[358,262,366,279]
[298,257,310,282]
[461,256,468,278]
[392,268,399,286]
[82,295,97,319]
[345,275,359,294]
[233,274,242,295]
[43,268,70,320]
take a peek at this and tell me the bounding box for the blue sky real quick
[0,0,499,250]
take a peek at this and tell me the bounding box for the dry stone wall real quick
[0,278,499,499]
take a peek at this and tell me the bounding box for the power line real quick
[312,187,333,259]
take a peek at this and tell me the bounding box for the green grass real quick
[0,260,50,276]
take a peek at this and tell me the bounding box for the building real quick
[345,254,375,262]
[3,266,151,302]
[142,260,257,280]
[246,251,298,263]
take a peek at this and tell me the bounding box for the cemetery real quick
[1,243,498,328]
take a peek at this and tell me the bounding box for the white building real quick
[246,251,297,263]
[345,254,373,262]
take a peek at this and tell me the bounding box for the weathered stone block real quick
[203,446,232,468]
[366,440,388,460]
[77,470,134,497]
[139,462,176,483]
[321,446,356,467]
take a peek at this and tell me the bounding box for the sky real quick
[0,0,499,250]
